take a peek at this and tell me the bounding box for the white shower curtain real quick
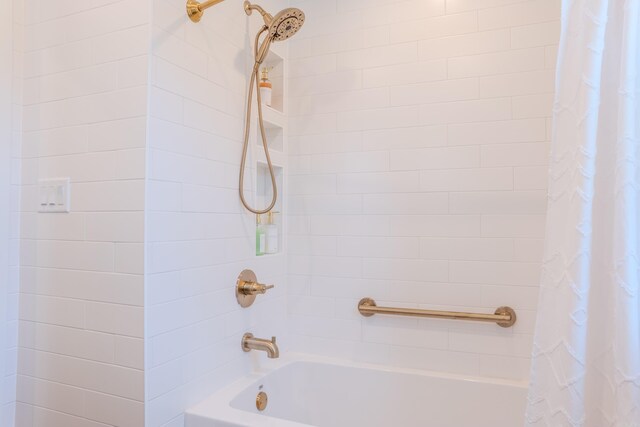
[525,0,640,426]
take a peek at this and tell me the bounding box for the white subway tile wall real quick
[287,0,559,381]
[4,1,560,425]
[16,1,148,426]
[146,0,290,426]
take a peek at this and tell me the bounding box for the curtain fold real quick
[525,0,640,425]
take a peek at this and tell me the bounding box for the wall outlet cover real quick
[38,178,70,213]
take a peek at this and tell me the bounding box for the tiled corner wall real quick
[287,0,560,381]
[145,1,290,425]
[1,0,20,424]
[4,0,562,425]
[16,1,148,425]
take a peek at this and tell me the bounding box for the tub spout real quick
[242,333,279,359]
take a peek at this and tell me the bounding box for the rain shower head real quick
[244,1,305,42]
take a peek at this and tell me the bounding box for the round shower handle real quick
[236,269,275,307]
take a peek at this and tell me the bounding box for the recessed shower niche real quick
[255,162,283,256]
[259,48,285,114]
[256,48,286,153]
[252,46,287,257]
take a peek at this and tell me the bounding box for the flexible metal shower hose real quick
[239,26,278,214]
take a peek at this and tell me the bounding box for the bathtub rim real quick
[185,352,529,427]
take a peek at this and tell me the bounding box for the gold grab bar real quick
[358,298,516,328]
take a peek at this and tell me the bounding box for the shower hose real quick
[239,25,278,215]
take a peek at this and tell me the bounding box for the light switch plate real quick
[38,178,70,213]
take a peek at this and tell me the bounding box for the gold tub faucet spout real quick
[241,333,279,359]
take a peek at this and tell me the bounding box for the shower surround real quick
[4,0,560,426]
[286,0,560,381]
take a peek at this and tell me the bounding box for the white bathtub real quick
[185,354,527,427]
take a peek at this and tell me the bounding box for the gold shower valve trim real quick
[236,269,274,308]
[186,0,225,22]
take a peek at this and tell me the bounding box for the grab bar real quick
[357,298,516,328]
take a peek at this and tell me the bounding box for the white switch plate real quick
[38,178,70,213]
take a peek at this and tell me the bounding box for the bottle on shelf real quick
[259,66,273,107]
[256,214,266,256]
[265,211,279,254]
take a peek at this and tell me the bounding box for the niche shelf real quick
[256,108,286,153]
[254,142,285,167]
[261,106,287,129]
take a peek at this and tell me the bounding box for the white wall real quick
[16,1,148,425]
[145,1,289,426]
[1,0,19,424]
[287,0,560,381]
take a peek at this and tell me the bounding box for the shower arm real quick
[186,0,225,23]
[244,1,273,24]
[187,0,272,24]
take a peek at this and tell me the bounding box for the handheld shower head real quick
[239,1,305,215]
[244,1,305,42]
[268,7,305,41]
